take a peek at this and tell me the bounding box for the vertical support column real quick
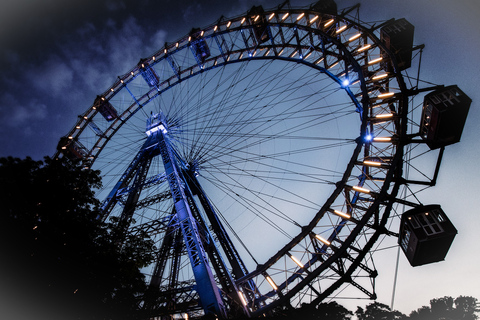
[154,129,227,318]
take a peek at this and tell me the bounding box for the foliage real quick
[0,156,155,320]
[409,295,479,320]
[355,302,406,320]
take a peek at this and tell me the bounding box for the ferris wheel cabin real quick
[380,18,415,72]
[399,205,457,267]
[420,85,471,149]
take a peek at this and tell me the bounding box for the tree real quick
[0,156,155,320]
[356,302,406,320]
[408,296,479,320]
[316,301,354,320]
[454,296,478,320]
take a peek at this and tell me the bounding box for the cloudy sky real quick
[1,0,479,316]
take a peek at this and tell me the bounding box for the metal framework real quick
[55,1,466,318]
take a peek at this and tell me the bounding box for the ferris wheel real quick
[56,0,470,318]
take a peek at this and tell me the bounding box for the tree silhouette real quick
[409,296,479,320]
[316,301,354,320]
[356,302,406,320]
[0,156,155,320]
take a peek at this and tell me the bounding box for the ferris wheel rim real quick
[56,3,414,317]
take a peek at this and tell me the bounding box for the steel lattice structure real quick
[56,1,468,319]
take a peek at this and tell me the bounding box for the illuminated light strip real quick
[314,57,324,64]
[254,15,260,22]
[241,17,246,24]
[357,44,371,52]
[368,57,383,65]
[304,50,313,59]
[348,33,361,41]
[375,113,394,119]
[310,15,319,23]
[373,137,392,142]
[200,30,204,36]
[278,48,285,56]
[352,186,371,194]
[214,25,218,31]
[328,61,339,69]
[333,209,351,219]
[324,18,335,27]
[377,92,395,99]
[265,276,278,290]
[227,21,232,28]
[281,13,289,21]
[315,234,331,246]
[269,13,275,20]
[264,49,271,57]
[290,254,304,268]
[372,73,389,81]
[336,25,348,34]
[363,160,382,167]
[289,50,297,58]
[296,13,305,21]
[238,291,248,306]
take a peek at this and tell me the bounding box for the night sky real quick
[1,0,479,316]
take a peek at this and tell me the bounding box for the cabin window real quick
[418,211,443,235]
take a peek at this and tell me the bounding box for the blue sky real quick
[1,0,479,316]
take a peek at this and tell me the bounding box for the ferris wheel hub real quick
[146,112,168,136]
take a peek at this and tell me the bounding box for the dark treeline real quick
[0,156,478,320]
[261,298,479,320]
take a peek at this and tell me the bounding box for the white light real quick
[241,17,246,24]
[372,73,389,81]
[146,124,167,136]
[328,61,339,69]
[357,44,371,52]
[375,113,394,119]
[315,234,331,246]
[296,13,305,21]
[368,57,383,65]
[348,33,361,41]
[281,13,289,21]
[342,79,350,87]
[377,92,395,99]
[363,160,382,167]
[373,137,392,142]
[290,254,304,268]
[365,134,373,141]
[336,25,347,34]
[324,19,335,27]
[268,13,275,20]
[310,15,319,23]
[227,21,232,28]
[266,276,278,290]
[352,186,371,194]
[333,210,351,219]
[238,291,248,306]
[254,15,260,22]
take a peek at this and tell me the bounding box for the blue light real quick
[342,79,350,87]
[365,134,373,142]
